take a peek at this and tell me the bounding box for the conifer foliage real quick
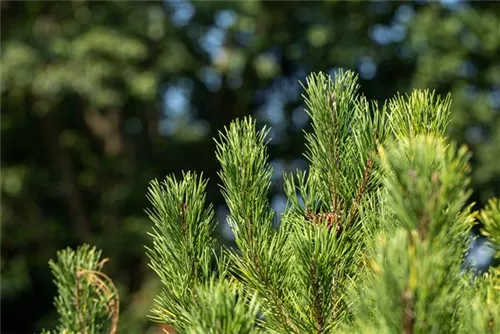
[42,245,119,334]
[45,70,500,333]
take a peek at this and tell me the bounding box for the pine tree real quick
[44,70,500,333]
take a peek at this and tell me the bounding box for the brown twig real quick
[311,260,324,333]
[178,203,188,236]
[356,159,373,204]
[349,158,374,224]
[418,171,441,240]
[75,269,85,334]
[325,90,340,213]
[402,288,414,334]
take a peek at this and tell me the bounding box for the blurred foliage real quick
[1,1,498,332]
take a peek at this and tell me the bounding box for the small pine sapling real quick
[45,70,500,333]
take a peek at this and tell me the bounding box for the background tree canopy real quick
[1,1,499,333]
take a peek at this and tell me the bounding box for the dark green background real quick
[1,1,499,333]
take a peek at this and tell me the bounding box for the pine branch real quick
[388,90,451,140]
[456,267,500,334]
[215,117,274,251]
[145,172,221,331]
[480,198,500,258]
[215,117,300,333]
[378,135,473,243]
[352,135,475,333]
[182,279,263,334]
[43,244,119,334]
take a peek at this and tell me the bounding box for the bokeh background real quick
[1,1,499,333]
